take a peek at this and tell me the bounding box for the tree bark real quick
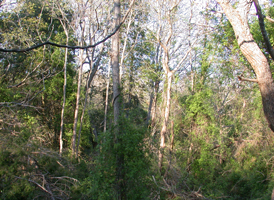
[111,0,125,199]
[147,44,161,127]
[120,10,133,83]
[164,120,174,178]
[151,80,159,128]
[158,72,172,171]
[112,0,121,127]
[217,0,274,132]
[59,31,68,156]
[146,84,154,126]
[104,60,111,133]
[271,187,274,200]
[71,49,84,157]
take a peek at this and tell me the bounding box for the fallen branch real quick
[14,176,54,198]
[0,102,44,109]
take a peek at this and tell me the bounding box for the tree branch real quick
[0,102,44,109]
[253,0,274,61]
[238,76,258,83]
[0,0,136,53]
[172,38,197,73]
[266,16,274,23]
[14,176,54,197]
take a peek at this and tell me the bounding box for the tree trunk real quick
[120,10,133,83]
[104,60,111,133]
[217,0,274,132]
[71,49,84,157]
[164,120,174,178]
[112,0,121,127]
[126,67,133,118]
[76,53,100,156]
[59,31,68,156]
[158,72,172,171]
[146,84,154,126]
[111,0,125,199]
[151,80,159,128]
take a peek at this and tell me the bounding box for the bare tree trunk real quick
[147,45,160,127]
[189,0,194,94]
[71,49,84,157]
[120,10,133,83]
[155,1,194,170]
[112,2,121,127]
[59,30,68,156]
[104,60,111,133]
[217,0,274,132]
[111,0,125,199]
[146,84,154,126]
[158,72,172,171]
[164,120,174,178]
[151,80,159,128]
[126,67,133,118]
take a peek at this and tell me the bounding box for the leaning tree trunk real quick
[217,0,274,132]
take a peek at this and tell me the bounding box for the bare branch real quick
[238,76,258,83]
[251,13,274,23]
[0,0,136,53]
[172,38,197,73]
[14,176,54,197]
[266,16,274,23]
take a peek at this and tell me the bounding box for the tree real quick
[148,0,196,171]
[111,0,126,198]
[216,0,274,132]
[55,1,70,155]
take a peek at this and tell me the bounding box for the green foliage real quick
[81,117,151,199]
[177,88,272,199]
[0,140,83,200]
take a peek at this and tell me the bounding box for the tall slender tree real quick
[150,0,196,171]
[111,0,124,198]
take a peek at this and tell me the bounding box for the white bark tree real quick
[149,0,196,171]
